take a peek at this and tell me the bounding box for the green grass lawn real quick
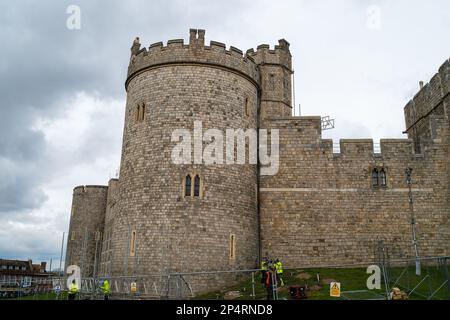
[194,266,450,300]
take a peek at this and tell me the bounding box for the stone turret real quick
[247,39,293,121]
[105,29,271,292]
[404,58,450,153]
[65,185,107,277]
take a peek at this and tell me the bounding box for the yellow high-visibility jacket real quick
[275,262,283,274]
[261,261,268,271]
[101,281,110,295]
[69,283,79,294]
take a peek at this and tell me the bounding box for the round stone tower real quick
[66,185,107,277]
[107,29,261,281]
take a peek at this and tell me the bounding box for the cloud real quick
[0,92,123,265]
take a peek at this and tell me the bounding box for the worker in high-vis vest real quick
[68,280,79,300]
[265,262,277,300]
[101,280,110,300]
[275,259,284,287]
[260,257,268,287]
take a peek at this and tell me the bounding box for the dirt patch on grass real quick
[277,286,289,294]
[308,284,322,292]
[224,291,242,300]
[296,272,312,280]
[321,278,336,285]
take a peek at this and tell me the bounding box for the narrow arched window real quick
[229,234,236,261]
[194,175,200,197]
[135,104,140,122]
[372,168,379,187]
[130,230,136,257]
[268,74,275,91]
[185,175,192,197]
[380,169,387,187]
[244,98,249,116]
[136,103,145,122]
[141,103,146,121]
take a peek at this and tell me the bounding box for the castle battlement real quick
[332,139,414,159]
[73,185,108,195]
[404,58,449,131]
[265,117,421,160]
[247,39,292,71]
[127,29,295,91]
[126,29,262,90]
[338,139,375,157]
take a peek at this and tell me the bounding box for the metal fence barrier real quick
[1,256,448,300]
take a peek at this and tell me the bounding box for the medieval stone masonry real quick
[65,29,449,290]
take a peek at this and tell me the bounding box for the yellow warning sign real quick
[131,282,137,293]
[330,282,341,297]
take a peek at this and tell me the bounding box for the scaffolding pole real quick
[59,232,65,274]
[405,167,421,275]
[93,232,100,279]
[80,227,88,280]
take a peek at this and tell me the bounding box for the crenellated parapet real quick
[335,139,415,159]
[338,139,375,158]
[312,139,415,160]
[266,116,419,160]
[73,185,108,195]
[126,29,260,90]
[404,58,449,152]
[246,39,292,71]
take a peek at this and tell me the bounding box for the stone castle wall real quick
[65,186,107,277]
[258,59,449,267]
[98,178,119,276]
[259,115,449,267]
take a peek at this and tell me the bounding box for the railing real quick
[381,256,450,300]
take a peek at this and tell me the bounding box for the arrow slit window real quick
[229,234,236,260]
[130,230,136,257]
[244,97,249,116]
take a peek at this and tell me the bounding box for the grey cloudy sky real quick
[0,0,449,268]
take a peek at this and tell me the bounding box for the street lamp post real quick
[405,167,421,275]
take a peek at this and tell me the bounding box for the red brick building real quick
[0,259,51,297]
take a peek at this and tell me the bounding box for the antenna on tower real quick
[292,69,296,116]
[321,116,335,131]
